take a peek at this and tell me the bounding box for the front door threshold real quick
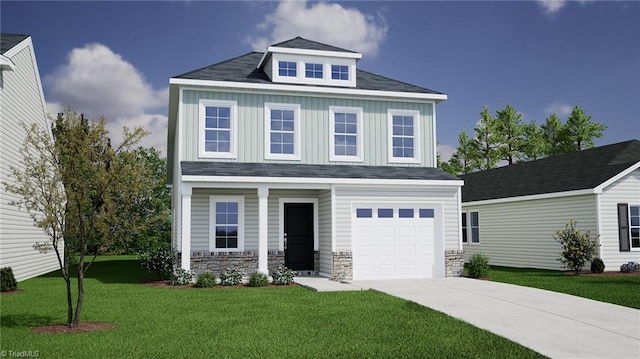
[295,270,316,277]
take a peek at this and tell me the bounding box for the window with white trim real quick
[329,106,363,162]
[331,65,349,80]
[388,109,420,163]
[210,196,244,252]
[305,63,323,79]
[265,103,301,160]
[462,211,479,244]
[278,61,296,77]
[199,100,237,158]
[630,205,640,249]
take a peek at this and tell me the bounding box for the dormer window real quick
[331,65,349,80]
[305,63,323,79]
[278,61,296,77]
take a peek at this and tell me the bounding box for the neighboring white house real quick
[461,140,640,271]
[0,34,60,281]
[168,37,464,280]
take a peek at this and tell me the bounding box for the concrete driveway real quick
[350,278,640,359]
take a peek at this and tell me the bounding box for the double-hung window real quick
[278,61,297,77]
[265,103,301,160]
[331,65,349,80]
[388,109,420,163]
[462,211,479,244]
[329,106,363,162]
[199,100,237,159]
[305,63,323,79]
[210,196,244,252]
[618,203,640,251]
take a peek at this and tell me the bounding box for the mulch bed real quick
[141,279,299,289]
[31,322,116,334]
[0,289,24,296]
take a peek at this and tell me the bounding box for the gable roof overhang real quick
[257,46,362,69]
[0,54,15,70]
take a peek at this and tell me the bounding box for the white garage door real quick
[353,205,435,280]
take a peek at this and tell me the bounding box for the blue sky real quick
[2,1,639,158]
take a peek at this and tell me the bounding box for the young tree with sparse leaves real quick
[4,108,148,328]
[494,104,526,165]
[439,130,479,176]
[474,106,503,170]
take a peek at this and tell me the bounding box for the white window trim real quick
[209,196,245,252]
[629,204,640,251]
[387,109,420,164]
[264,102,301,160]
[270,53,356,87]
[329,106,364,162]
[198,99,238,159]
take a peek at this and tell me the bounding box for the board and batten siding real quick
[0,40,61,281]
[598,169,640,269]
[318,190,332,276]
[463,194,598,270]
[180,89,435,167]
[333,186,460,252]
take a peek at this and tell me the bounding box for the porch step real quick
[295,270,315,277]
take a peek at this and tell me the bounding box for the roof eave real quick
[182,174,463,187]
[169,77,447,102]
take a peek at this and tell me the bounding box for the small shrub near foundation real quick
[272,267,296,285]
[220,268,243,286]
[1,267,17,292]
[248,272,269,287]
[468,253,490,279]
[590,258,605,273]
[195,272,217,288]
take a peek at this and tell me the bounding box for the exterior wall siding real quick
[0,42,61,281]
[180,89,435,167]
[333,185,461,252]
[598,169,640,269]
[463,194,598,270]
[318,190,332,276]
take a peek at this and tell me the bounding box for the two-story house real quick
[1,33,61,281]
[167,37,464,281]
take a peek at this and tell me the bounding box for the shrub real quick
[554,219,599,275]
[170,268,193,285]
[220,268,243,286]
[139,247,175,278]
[248,271,270,287]
[468,253,490,278]
[1,267,17,292]
[620,262,640,273]
[195,272,217,288]
[272,266,296,285]
[590,258,605,273]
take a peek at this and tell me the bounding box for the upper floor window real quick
[305,63,323,79]
[331,65,349,80]
[210,196,244,252]
[329,106,363,162]
[388,109,420,163]
[278,61,297,77]
[265,103,301,160]
[199,100,237,159]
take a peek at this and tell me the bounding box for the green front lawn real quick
[487,266,640,309]
[1,257,543,358]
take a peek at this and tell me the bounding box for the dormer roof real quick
[257,36,361,69]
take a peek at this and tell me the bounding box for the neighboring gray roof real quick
[174,52,443,95]
[182,161,460,181]
[1,33,29,54]
[461,140,640,203]
[271,36,357,53]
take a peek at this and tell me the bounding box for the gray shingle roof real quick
[271,36,357,53]
[460,140,640,203]
[182,161,459,181]
[174,52,443,95]
[1,33,29,54]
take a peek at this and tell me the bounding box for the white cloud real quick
[44,44,168,154]
[544,102,573,116]
[248,0,388,56]
[437,143,456,162]
[537,0,594,15]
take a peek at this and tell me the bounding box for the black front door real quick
[284,203,314,270]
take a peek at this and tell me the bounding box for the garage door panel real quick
[353,205,436,280]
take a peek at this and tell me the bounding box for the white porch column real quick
[180,186,192,271]
[257,185,269,275]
